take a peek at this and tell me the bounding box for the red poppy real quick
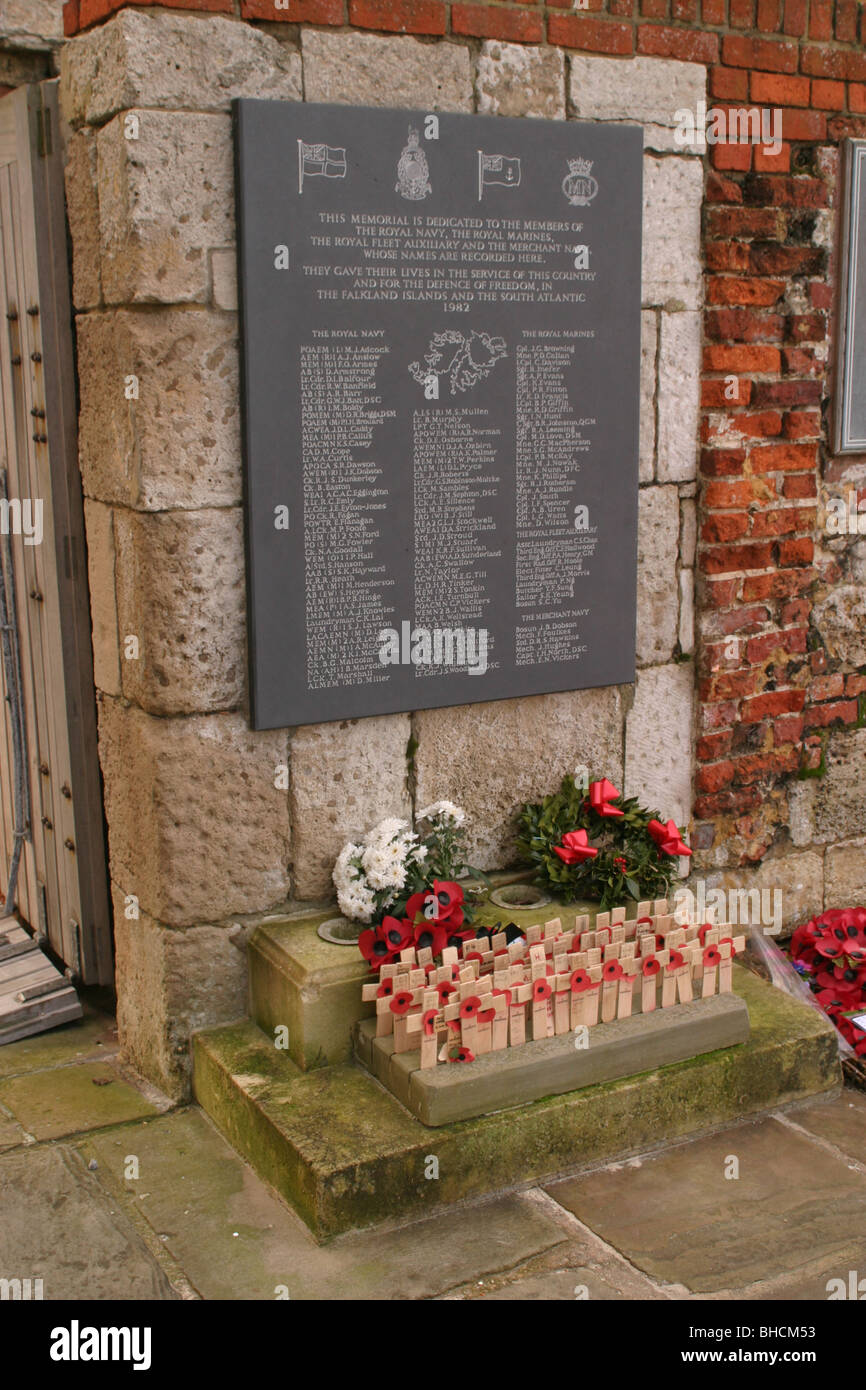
[405,880,465,933]
[446,1018,461,1033]
[553,829,599,865]
[376,978,394,999]
[570,968,592,994]
[389,990,414,1016]
[412,921,448,957]
[667,949,685,972]
[435,981,457,1004]
[422,1009,438,1037]
[493,987,512,1009]
[479,1008,496,1024]
[647,818,692,858]
[358,927,394,969]
[602,959,623,982]
[449,1046,474,1063]
[697,924,715,947]
[588,778,624,818]
[635,916,654,928]
[464,951,484,965]
[380,915,413,954]
[642,956,660,978]
[532,978,552,1002]
[703,946,722,968]
[597,926,612,946]
[459,995,482,1019]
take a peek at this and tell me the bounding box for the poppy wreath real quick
[516,774,692,912]
[358,881,476,973]
[790,907,866,1058]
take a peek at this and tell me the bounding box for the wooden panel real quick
[0,84,112,986]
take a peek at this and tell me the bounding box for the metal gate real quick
[0,81,111,987]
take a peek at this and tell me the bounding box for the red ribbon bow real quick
[588,779,624,819]
[553,829,599,865]
[647,818,692,858]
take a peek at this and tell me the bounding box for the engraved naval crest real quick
[409,329,507,396]
[562,156,598,207]
[396,126,431,201]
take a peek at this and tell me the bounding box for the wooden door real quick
[0,82,111,986]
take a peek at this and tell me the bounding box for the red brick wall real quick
[63,0,866,867]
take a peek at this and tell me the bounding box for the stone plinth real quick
[355,993,750,1127]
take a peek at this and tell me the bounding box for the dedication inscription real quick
[235,101,642,730]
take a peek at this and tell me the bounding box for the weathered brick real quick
[704,343,782,373]
[706,277,786,306]
[811,77,846,110]
[701,541,775,573]
[637,22,719,61]
[750,71,809,105]
[350,0,446,33]
[742,688,805,720]
[547,14,633,52]
[452,3,542,42]
[749,442,817,472]
[751,379,821,406]
[804,699,860,728]
[781,0,806,34]
[721,34,799,71]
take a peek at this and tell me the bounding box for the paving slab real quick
[0,1060,160,1140]
[0,1146,176,1300]
[0,1106,27,1151]
[81,1108,574,1300]
[0,1004,118,1078]
[545,1115,866,1294]
[785,1091,866,1164]
[449,1265,654,1300]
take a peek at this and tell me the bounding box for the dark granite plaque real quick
[835,140,866,452]
[235,100,642,730]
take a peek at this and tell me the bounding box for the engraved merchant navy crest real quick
[562,157,598,207]
[396,126,431,201]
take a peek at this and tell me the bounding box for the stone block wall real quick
[55,0,866,1094]
[59,8,699,1093]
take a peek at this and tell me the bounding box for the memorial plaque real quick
[235,101,642,730]
[835,139,866,453]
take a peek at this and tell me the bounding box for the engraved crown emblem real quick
[567,157,593,176]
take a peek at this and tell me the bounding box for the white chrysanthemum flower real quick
[364,817,411,848]
[361,843,407,892]
[416,800,466,827]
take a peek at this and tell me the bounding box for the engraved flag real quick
[298,140,347,192]
[478,151,521,200]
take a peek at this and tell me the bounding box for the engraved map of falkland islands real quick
[235,101,643,731]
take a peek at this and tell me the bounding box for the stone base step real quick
[355,991,751,1127]
[193,964,841,1240]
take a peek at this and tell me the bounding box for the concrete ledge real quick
[355,992,750,1127]
[194,964,841,1239]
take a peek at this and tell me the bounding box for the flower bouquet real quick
[790,907,866,1059]
[332,802,483,972]
[516,775,692,912]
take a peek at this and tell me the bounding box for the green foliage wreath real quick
[516,775,689,912]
